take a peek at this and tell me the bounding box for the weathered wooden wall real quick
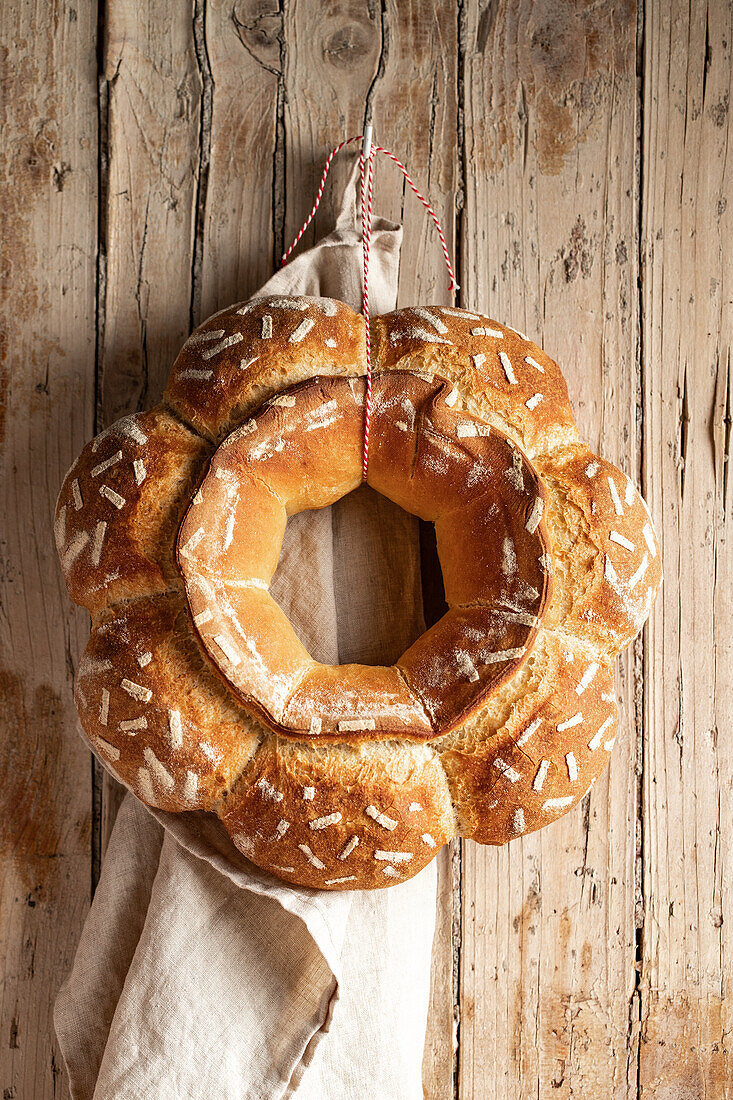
[1,1,731,1097]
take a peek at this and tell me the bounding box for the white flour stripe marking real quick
[339,836,359,859]
[309,813,342,830]
[588,715,614,751]
[516,718,542,747]
[187,328,225,346]
[91,450,123,477]
[298,844,325,870]
[374,851,413,863]
[121,679,152,704]
[412,307,448,334]
[272,819,290,840]
[168,709,184,749]
[63,531,89,567]
[120,717,147,732]
[576,663,600,695]
[457,651,480,682]
[303,787,316,801]
[533,760,550,792]
[144,747,175,792]
[99,689,110,726]
[422,833,437,847]
[472,353,486,371]
[482,647,526,664]
[213,634,240,666]
[91,521,107,566]
[608,476,624,515]
[99,485,125,509]
[71,479,83,510]
[525,393,543,410]
[137,768,155,803]
[96,737,120,762]
[183,771,198,804]
[133,459,146,485]
[513,809,526,834]
[543,796,574,813]
[261,315,273,339]
[610,530,635,551]
[499,351,517,384]
[566,752,578,781]
[325,876,356,886]
[178,369,213,380]
[524,355,545,373]
[180,527,206,556]
[557,712,583,731]
[526,497,544,533]
[201,332,244,359]
[493,758,521,783]
[256,778,283,802]
[366,805,398,830]
[642,523,657,558]
[471,326,504,338]
[289,318,315,343]
[628,554,649,590]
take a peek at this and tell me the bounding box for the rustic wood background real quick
[1,0,731,1096]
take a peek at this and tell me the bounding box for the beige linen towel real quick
[55,163,440,1100]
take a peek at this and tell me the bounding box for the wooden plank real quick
[279,4,458,1094]
[639,1,733,1093]
[0,3,98,1097]
[97,0,203,853]
[197,0,280,321]
[458,2,642,1095]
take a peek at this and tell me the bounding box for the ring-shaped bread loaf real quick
[55,295,662,889]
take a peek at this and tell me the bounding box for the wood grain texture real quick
[639,1,733,1094]
[459,1,643,1095]
[0,2,98,1098]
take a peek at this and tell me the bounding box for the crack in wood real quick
[190,0,214,332]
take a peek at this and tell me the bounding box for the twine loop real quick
[281,134,458,479]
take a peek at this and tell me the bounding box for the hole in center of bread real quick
[270,484,430,666]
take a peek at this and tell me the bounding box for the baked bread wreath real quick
[55,296,661,889]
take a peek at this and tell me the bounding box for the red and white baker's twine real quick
[281,133,459,479]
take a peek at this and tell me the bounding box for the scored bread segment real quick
[55,407,210,614]
[74,593,260,812]
[219,738,455,890]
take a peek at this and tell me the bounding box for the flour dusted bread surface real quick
[220,739,455,890]
[165,295,366,441]
[56,294,662,889]
[74,593,260,812]
[54,407,210,613]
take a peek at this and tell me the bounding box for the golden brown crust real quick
[371,307,580,457]
[536,445,662,655]
[74,593,260,812]
[55,294,663,890]
[437,630,617,843]
[54,407,210,613]
[219,738,455,889]
[164,295,366,442]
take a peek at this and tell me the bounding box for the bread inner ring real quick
[176,371,552,741]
